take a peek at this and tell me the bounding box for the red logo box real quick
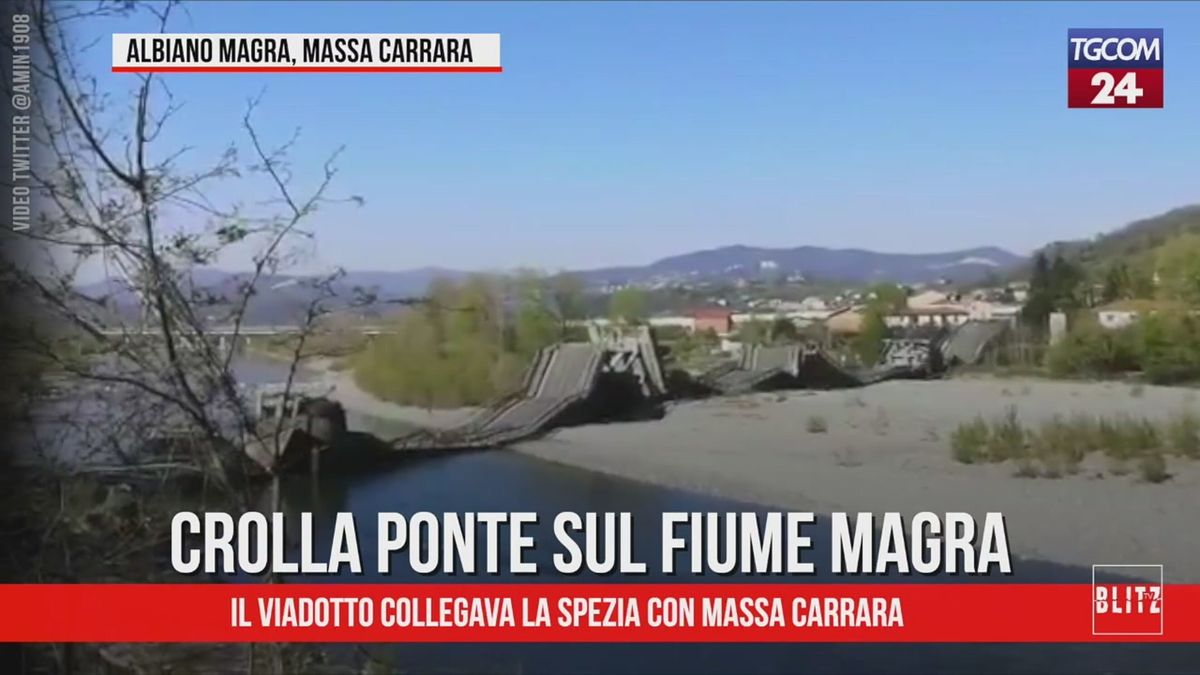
[1092,564,1163,636]
[1067,69,1163,108]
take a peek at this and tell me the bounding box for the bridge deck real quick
[387,343,611,451]
[703,342,934,394]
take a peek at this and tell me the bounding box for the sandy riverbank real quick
[515,378,1200,581]
[306,358,482,430]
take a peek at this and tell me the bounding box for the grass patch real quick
[1107,456,1131,476]
[1013,457,1039,478]
[949,408,1191,483]
[1166,408,1200,459]
[1030,416,1084,477]
[950,417,990,464]
[986,406,1026,463]
[1138,451,1170,483]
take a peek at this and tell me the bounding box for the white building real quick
[1094,300,1191,330]
[884,306,971,329]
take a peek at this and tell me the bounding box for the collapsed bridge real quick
[254,328,668,472]
[252,322,1004,473]
[700,339,940,395]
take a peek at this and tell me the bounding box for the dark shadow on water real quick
[257,450,1192,675]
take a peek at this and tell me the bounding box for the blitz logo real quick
[1092,565,1164,636]
[1067,29,1163,108]
[1095,585,1162,616]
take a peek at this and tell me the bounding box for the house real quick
[884,305,970,329]
[1095,299,1192,329]
[692,307,735,335]
[907,289,963,308]
[966,300,1023,323]
[647,315,694,330]
[824,307,865,335]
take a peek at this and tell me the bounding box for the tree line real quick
[351,273,592,407]
[1026,234,1200,383]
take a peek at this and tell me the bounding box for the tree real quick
[737,319,771,345]
[866,283,908,311]
[352,275,565,407]
[854,308,888,365]
[514,284,560,357]
[1049,255,1083,309]
[769,317,799,343]
[548,273,587,330]
[1156,234,1200,304]
[1101,263,1132,303]
[608,288,648,324]
[5,1,364,487]
[1022,252,1083,330]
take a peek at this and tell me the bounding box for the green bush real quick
[950,417,990,464]
[1031,416,1084,476]
[1047,311,1200,384]
[1046,316,1139,377]
[987,406,1026,462]
[1166,409,1200,459]
[351,275,564,408]
[1124,418,1162,455]
[1135,313,1200,384]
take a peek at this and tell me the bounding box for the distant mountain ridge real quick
[573,244,1025,287]
[79,244,1025,324]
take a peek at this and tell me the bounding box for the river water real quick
[261,450,1195,675]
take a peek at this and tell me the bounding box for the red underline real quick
[111,66,502,73]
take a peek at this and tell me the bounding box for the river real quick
[257,448,1193,675]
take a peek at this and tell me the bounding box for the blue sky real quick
[84,2,1199,273]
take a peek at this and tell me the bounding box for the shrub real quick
[1047,311,1200,384]
[950,417,990,464]
[1138,451,1170,483]
[1096,417,1129,459]
[1135,312,1200,384]
[806,415,828,434]
[1166,409,1200,459]
[350,275,560,408]
[1090,415,1167,463]
[1124,418,1162,455]
[1032,416,1084,476]
[1046,316,1139,378]
[987,406,1026,462]
[1013,457,1039,478]
[1107,456,1131,476]
[1068,413,1101,454]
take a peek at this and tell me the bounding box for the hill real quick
[575,245,1023,288]
[78,244,1026,326]
[1037,205,1200,274]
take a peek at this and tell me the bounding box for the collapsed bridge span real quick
[257,330,668,472]
[702,339,940,395]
